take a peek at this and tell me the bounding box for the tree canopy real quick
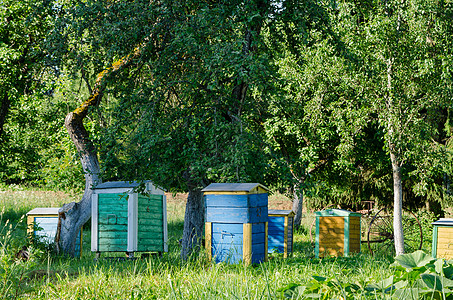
[1,0,452,256]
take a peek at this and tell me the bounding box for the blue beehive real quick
[268,209,295,258]
[203,183,268,265]
[27,208,82,256]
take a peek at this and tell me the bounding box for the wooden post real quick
[205,222,212,261]
[243,223,252,265]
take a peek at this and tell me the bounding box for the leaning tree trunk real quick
[56,50,141,256]
[390,150,405,256]
[292,185,303,229]
[56,92,102,256]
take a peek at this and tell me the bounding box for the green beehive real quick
[91,181,167,257]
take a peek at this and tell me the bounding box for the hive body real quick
[91,181,167,256]
[268,209,294,258]
[27,208,82,256]
[432,218,453,259]
[315,209,361,258]
[203,183,268,265]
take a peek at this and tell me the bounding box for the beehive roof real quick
[93,181,165,195]
[268,209,295,217]
[27,207,59,215]
[432,218,453,226]
[94,181,147,189]
[201,183,268,193]
[315,208,361,217]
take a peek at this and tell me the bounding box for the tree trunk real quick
[180,187,205,260]
[56,50,141,255]
[390,150,405,256]
[0,93,10,139]
[56,107,101,256]
[292,185,303,229]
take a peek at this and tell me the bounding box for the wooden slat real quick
[137,232,163,240]
[137,224,163,233]
[98,231,127,239]
[98,216,128,225]
[205,194,267,208]
[98,238,127,246]
[206,206,268,223]
[320,217,345,225]
[162,194,168,252]
[136,238,163,246]
[205,222,212,261]
[436,243,453,250]
[263,222,269,261]
[243,223,252,265]
[98,224,128,231]
[437,228,453,238]
[436,249,453,259]
[137,213,163,222]
[319,248,344,257]
[98,244,127,252]
[433,237,453,244]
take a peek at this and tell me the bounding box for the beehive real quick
[268,210,294,258]
[91,181,167,256]
[432,218,453,259]
[315,209,361,258]
[203,183,268,265]
[27,208,82,256]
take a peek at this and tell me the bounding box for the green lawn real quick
[0,189,440,299]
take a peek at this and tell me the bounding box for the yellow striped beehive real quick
[315,209,361,258]
[432,218,453,259]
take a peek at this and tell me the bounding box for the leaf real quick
[303,293,321,299]
[443,265,453,279]
[394,251,434,269]
[277,282,300,293]
[312,276,327,282]
[434,259,444,275]
[420,274,443,291]
[344,283,360,293]
[277,283,306,299]
[365,276,394,292]
[393,287,420,300]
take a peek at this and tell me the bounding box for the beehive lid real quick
[93,181,165,194]
[268,209,295,217]
[94,181,146,189]
[315,208,361,217]
[26,208,59,216]
[202,183,268,194]
[432,218,453,226]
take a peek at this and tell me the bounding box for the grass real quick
[0,188,427,299]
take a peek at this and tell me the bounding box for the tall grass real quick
[1,189,402,299]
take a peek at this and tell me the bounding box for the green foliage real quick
[367,251,453,299]
[278,251,453,299]
[0,90,84,191]
[278,274,363,299]
[0,211,38,299]
[0,0,86,192]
